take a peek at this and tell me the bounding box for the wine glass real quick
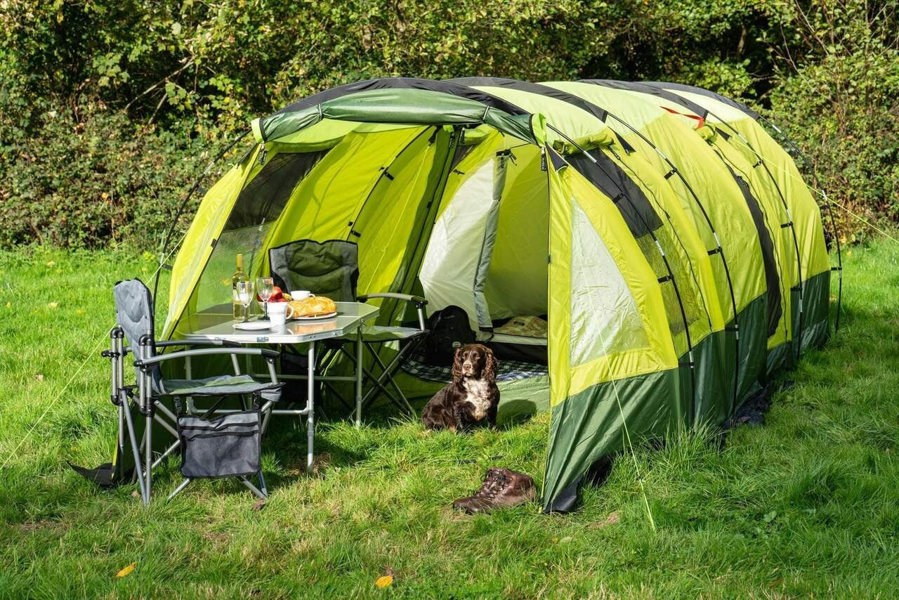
[256,277,274,319]
[236,280,255,322]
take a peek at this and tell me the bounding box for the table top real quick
[180,301,379,344]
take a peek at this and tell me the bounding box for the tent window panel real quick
[225,150,326,230]
[570,204,649,366]
[635,230,709,357]
[193,226,270,315]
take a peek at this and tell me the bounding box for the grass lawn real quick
[0,237,897,598]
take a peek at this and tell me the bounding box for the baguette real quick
[288,296,337,317]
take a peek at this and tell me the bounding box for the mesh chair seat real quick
[360,324,424,342]
[160,374,281,397]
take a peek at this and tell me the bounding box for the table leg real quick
[306,342,315,471]
[355,326,363,427]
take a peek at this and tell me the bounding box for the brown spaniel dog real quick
[422,343,499,432]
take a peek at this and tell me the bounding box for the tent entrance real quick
[420,144,550,349]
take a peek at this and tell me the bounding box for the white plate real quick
[232,320,273,330]
[290,311,338,321]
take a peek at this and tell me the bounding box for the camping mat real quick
[401,354,548,383]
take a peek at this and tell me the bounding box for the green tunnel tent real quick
[160,77,833,511]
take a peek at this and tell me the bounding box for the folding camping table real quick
[180,301,379,468]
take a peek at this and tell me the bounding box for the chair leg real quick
[240,476,268,500]
[145,411,153,504]
[121,397,148,504]
[361,343,417,416]
[257,470,268,497]
[166,478,192,501]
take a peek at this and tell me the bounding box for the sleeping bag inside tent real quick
[160,77,832,511]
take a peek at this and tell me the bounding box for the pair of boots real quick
[452,467,536,514]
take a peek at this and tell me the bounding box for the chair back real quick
[113,279,163,390]
[269,239,359,302]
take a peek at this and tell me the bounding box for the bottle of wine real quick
[231,253,247,319]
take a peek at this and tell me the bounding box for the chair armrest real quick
[155,339,241,348]
[358,292,428,308]
[134,346,280,368]
[119,339,240,354]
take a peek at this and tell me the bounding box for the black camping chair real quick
[107,279,283,504]
[269,239,428,423]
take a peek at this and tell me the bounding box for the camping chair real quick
[269,239,428,423]
[108,279,283,504]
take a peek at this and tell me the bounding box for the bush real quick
[764,0,899,240]
[0,0,895,248]
[0,106,220,250]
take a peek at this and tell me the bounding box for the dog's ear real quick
[451,347,464,381]
[483,346,497,381]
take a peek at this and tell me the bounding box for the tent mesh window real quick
[226,150,327,229]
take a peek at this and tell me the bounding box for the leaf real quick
[375,575,393,589]
[589,511,621,529]
[116,562,137,578]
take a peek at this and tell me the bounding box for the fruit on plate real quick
[257,285,285,302]
[288,296,337,317]
[265,286,286,302]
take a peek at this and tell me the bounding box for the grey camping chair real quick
[269,239,428,423]
[107,279,282,504]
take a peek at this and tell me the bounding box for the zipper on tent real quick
[258,142,267,165]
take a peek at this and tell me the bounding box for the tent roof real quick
[251,77,545,146]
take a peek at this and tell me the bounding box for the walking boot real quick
[452,467,536,514]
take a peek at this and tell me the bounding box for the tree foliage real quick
[0,0,895,249]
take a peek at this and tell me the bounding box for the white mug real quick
[267,301,296,327]
[290,290,312,301]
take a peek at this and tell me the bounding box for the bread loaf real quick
[288,296,337,317]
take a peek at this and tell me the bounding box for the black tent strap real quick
[547,148,567,171]
[664,168,677,180]
[583,80,710,121]
[707,247,722,256]
[781,221,794,228]
[496,148,517,165]
[658,275,673,284]
[452,77,611,125]
[614,132,635,154]
[642,81,760,120]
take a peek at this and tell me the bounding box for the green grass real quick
[1,239,897,598]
